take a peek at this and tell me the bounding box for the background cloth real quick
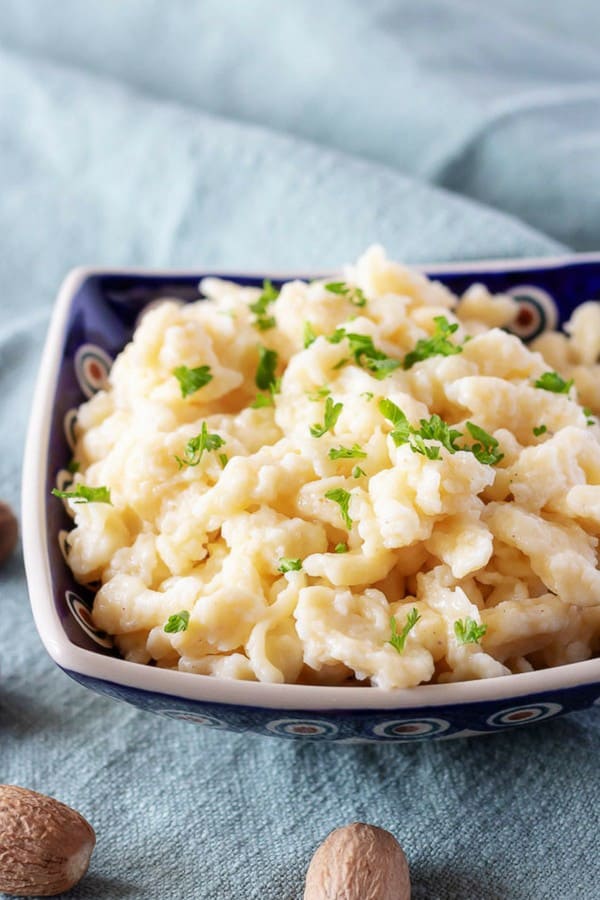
[0,3,598,898]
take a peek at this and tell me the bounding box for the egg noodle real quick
[58,247,600,688]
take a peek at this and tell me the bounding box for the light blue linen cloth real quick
[0,4,598,898]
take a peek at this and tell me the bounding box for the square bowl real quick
[22,255,600,743]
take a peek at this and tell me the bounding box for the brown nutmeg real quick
[304,822,410,900]
[0,502,18,567]
[0,785,96,896]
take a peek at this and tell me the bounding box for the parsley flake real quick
[534,371,573,394]
[307,385,331,401]
[388,609,421,654]
[324,281,367,307]
[255,346,279,391]
[175,422,225,468]
[334,542,348,553]
[52,484,112,504]
[533,424,547,437]
[303,322,318,348]
[327,329,400,380]
[324,488,353,529]
[249,281,279,331]
[352,466,366,479]
[454,617,487,645]
[403,316,462,369]
[277,557,302,573]
[464,422,504,465]
[583,407,595,426]
[164,610,190,633]
[328,444,367,460]
[173,365,213,398]
[66,459,80,474]
[310,396,343,438]
[218,453,229,468]
[250,393,275,409]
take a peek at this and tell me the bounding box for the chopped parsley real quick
[249,279,279,331]
[533,424,547,437]
[52,484,112,504]
[255,345,279,391]
[175,422,225,468]
[310,396,343,438]
[534,371,573,394]
[583,407,595,426]
[164,610,190,633]
[324,281,367,307]
[334,542,348,553]
[464,422,504,465]
[250,392,275,409]
[324,488,353,529]
[388,608,421,654]
[66,459,80,474]
[218,453,229,468]
[328,444,367,460]
[307,385,331,401]
[173,365,213,398]
[303,321,318,348]
[454,617,487,645]
[352,466,366,479]
[277,557,302,573]
[403,316,463,369]
[327,329,400,380]
[379,398,503,465]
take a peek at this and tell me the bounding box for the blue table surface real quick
[0,3,599,897]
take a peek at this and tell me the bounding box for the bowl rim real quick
[22,253,600,712]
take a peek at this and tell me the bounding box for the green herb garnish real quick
[175,422,225,468]
[52,484,112,504]
[328,444,367,460]
[583,407,595,426]
[307,385,331,401]
[249,279,279,331]
[277,558,302,573]
[255,345,279,391]
[334,542,348,553]
[454,617,487,645]
[464,422,504,465]
[218,453,229,468]
[533,424,547,437]
[388,608,421,654]
[164,610,190,633]
[534,371,573,394]
[303,322,318,348]
[352,466,366,479]
[66,459,80,474]
[173,365,213,398]
[403,316,462,369]
[327,329,400,380]
[324,281,367,307]
[378,398,412,446]
[250,393,275,409]
[324,488,353,529]
[310,396,343,438]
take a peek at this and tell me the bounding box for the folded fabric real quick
[1,0,599,248]
[0,25,597,900]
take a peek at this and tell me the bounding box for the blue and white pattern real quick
[486,702,563,728]
[74,343,113,398]
[265,718,339,738]
[371,717,451,739]
[65,590,113,650]
[504,284,558,341]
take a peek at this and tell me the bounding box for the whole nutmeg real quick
[0,502,18,567]
[0,785,96,896]
[304,822,410,900]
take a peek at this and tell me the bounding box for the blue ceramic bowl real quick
[22,255,600,742]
